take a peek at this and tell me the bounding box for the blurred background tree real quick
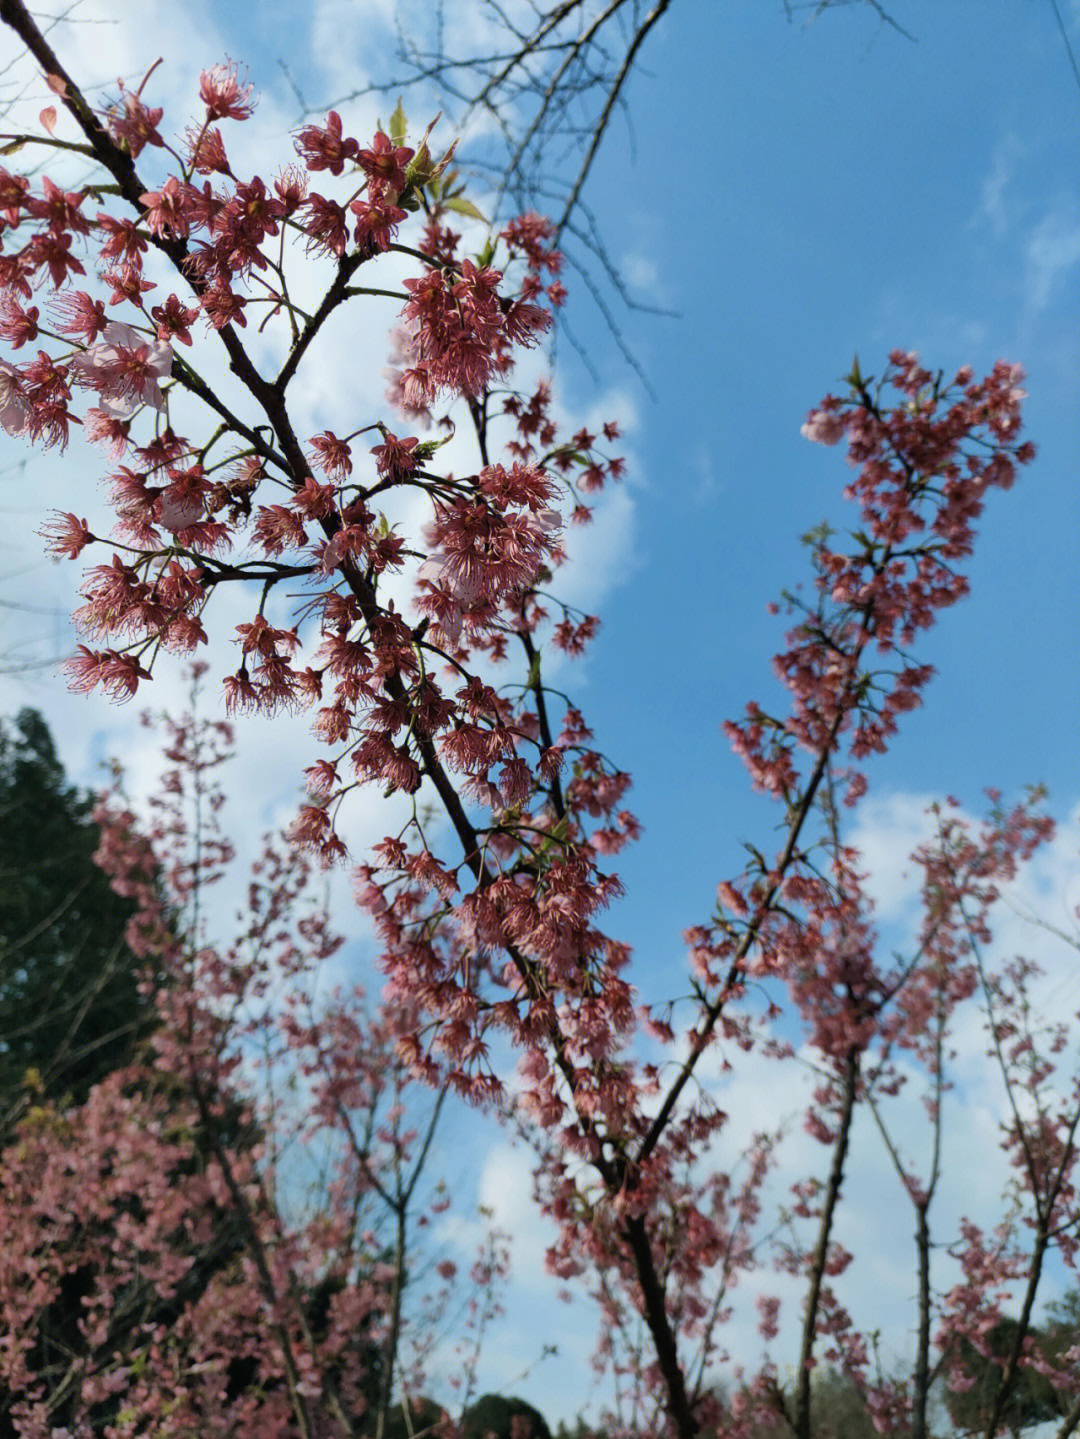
[460,1392,552,1439]
[943,1299,1080,1439]
[0,708,158,1136]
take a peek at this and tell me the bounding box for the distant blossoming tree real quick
[1,678,505,1438]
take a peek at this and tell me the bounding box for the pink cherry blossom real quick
[69,321,172,418]
[198,61,255,120]
[0,359,30,434]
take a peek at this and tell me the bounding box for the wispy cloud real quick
[976,133,1026,237]
[1025,203,1080,310]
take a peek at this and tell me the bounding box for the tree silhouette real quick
[0,708,156,1133]
[460,1392,552,1439]
[944,1317,1065,1439]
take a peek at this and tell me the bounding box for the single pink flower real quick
[104,86,164,157]
[295,110,358,176]
[198,62,255,121]
[356,130,414,195]
[0,359,30,435]
[801,406,847,444]
[40,510,92,559]
[70,322,172,418]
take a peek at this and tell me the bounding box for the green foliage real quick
[374,1394,446,1439]
[944,1317,1066,1438]
[552,1421,603,1439]
[706,1370,911,1439]
[460,1393,552,1439]
[0,709,156,1130]
[1045,1285,1080,1337]
[389,97,408,147]
[807,1369,906,1439]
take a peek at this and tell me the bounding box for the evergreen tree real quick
[379,1394,445,1439]
[943,1317,1064,1438]
[460,1394,552,1439]
[0,709,156,1131]
[553,1421,603,1439]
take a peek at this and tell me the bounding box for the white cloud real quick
[305,0,397,126]
[1025,205,1080,311]
[977,134,1025,237]
[479,1142,552,1284]
[846,790,939,922]
[622,250,660,294]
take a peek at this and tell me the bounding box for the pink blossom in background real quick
[69,321,172,418]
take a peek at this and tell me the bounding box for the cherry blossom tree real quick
[0,2,1077,1436]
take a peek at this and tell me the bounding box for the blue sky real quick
[543,0,1080,982]
[2,0,1080,1425]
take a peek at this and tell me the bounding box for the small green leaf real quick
[412,434,451,463]
[0,137,26,156]
[535,815,569,858]
[443,195,487,222]
[427,138,459,188]
[390,97,408,146]
[404,140,435,190]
